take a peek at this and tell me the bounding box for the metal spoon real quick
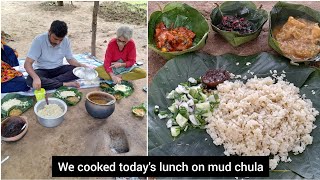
[106,99,116,105]
[45,93,49,105]
[1,156,9,164]
[20,123,27,132]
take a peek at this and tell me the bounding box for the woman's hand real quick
[110,62,125,68]
[111,74,122,84]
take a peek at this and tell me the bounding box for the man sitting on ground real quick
[25,20,86,90]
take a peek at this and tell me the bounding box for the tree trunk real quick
[91,1,99,56]
[57,1,63,6]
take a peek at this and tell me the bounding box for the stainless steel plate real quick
[73,67,98,80]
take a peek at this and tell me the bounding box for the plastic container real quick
[34,88,46,101]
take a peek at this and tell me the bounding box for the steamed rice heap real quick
[38,104,64,119]
[205,76,319,170]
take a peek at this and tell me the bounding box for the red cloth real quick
[103,38,136,73]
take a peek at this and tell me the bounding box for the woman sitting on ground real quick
[95,26,146,84]
[1,40,30,93]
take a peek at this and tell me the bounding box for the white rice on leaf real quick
[205,76,319,170]
[1,98,29,111]
[59,91,76,98]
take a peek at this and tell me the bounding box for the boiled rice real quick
[38,104,64,119]
[205,76,319,170]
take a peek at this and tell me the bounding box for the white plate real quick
[73,67,98,80]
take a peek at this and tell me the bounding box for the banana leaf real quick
[148,2,209,60]
[100,80,134,100]
[148,52,320,178]
[132,103,147,117]
[268,1,320,63]
[1,94,34,120]
[52,86,82,106]
[210,1,268,47]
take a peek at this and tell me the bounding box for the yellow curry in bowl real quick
[273,16,320,61]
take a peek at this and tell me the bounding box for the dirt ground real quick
[148,1,320,83]
[1,1,147,179]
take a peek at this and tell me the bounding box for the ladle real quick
[45,93,49,105]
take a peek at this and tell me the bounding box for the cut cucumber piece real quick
[176,113,188,127]
[171,126,181,137]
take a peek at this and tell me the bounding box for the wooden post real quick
[57,1,63,6]
[91,1,99,56]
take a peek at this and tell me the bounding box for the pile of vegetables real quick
[155,77,219,137]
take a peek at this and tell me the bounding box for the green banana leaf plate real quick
[100,80,134,100]
[268,1,320,63]
[132,102,147,117]
[148,2,209,60]
[210,1,268,47]
[1,94,34,120]
[52,86,82,106]
[148,52,320,179]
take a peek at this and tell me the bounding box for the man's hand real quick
[80,63,88,68]
[33,77,41,90]
[25,57,42,90]
[110,62,125,69]
[67,59,87,68]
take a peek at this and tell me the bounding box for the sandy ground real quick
[148,1,320,83]
[1,1,147,179]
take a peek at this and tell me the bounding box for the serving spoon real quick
[45,93,49,105]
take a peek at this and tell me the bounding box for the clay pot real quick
[1,116,28,142]
[85,91,116,119]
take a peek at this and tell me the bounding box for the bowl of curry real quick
[85,91,116,119]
